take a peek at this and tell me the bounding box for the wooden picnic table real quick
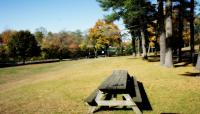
[85,70,142,114]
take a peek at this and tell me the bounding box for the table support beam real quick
[94,90,142,114]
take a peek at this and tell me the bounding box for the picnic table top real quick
[98,70,130,93]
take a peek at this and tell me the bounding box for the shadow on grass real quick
[94,81,152,113]
[174,62,191,67]
[0,61,59,68]
[180,72,200,77]
[0,59,73,68]
[127,57,139,60]
[147,56,160,62]
[160,112,180,114]
[136,81,152,111]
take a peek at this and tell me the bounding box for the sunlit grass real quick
[0,56,200,114]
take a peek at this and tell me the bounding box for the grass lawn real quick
[0,56,200,114]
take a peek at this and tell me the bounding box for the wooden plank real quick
[109,70,122,88]
[116,71,128,90]
[98,74,113,90]
[95,91,142,114]
[113,70,128,90]
[85,89,99,106]
[96,100,133,106]
[123,94,142,114]
[99,70,128,92]
[132,76,142,103]
[109,71,122,90]
[88,106,97,114]
[95,91,134,106]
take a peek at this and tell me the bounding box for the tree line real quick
[0,28,87,64]
[97,0,200,68]
[0,20,125,65]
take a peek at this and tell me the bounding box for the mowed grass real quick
[0,56,200,114]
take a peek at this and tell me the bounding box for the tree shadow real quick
[0,59,63,68]
[174,61,191,67]
[180,72,200,77]
[160,112,180,114]
[127,57,139,60]
[147,56,160,62]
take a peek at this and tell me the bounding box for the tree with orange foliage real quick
[41,31,81,59]
[1,30,16,45]
[88,19,121,56]
[147,24,157,54]
[0,30,16,61]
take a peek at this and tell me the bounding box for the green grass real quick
[0,56,200,114]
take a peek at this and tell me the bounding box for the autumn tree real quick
[147,24,157,54]
[97,0,156,59]
[41,31,82,59]
[0,34,9,62]
[0,30,17,62]
[88,19,121,56]
[0,34,2,44]
[8,30,40,64]
[1,30,16,45]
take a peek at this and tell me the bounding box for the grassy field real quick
[0,56,200,114]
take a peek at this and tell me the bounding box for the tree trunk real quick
[164,0,173,68]
[148,43,150,55]
[22,56,26,65]
[131,31,136,56]
[195,45,200,70]
[141,29,147,59]
[105,45,109,57]
[137,33,141,57]
[177,0,184,62]
[94,49,98,58]
[195,52,200,70]
[177,48,182,62]
[190,0,195,63]
[160,32,166,65]
[158,0,166,66]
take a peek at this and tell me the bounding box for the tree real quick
[164,0,173,67]
[147,24,157,55]
[177,0,184,62]
[35,27,47,36]
[194,15,200,45]
[0,31,16,62]
[41,31,82,59]
[157,0,166,65]
[34,27,47,45]
[34,31,44,45]
[8,30,40,64]
[97,0,156,59]
[88,19,121,56]
[1,30,16,45]
[190,0,195,63]
[0,34,2,44]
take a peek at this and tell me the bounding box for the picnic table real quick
[85,70,142,114]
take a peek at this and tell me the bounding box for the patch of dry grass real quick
[0,56,200,114]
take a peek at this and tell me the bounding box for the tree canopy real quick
[8,30,40,64]
[88,19,121,52]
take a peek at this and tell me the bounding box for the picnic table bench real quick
[85,70,142,114]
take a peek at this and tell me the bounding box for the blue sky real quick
[0,0,121,33]
[2,0,190,34]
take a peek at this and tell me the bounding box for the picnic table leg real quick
[123,94,142,114]
[95,90,104,103]
[88,106,97,114]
